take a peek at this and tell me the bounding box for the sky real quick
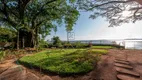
[45,12,142,41]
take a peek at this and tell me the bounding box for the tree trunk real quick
[17,31,19,50]
[31,32,35,48]
[22,37,25,49]
[35,27,38,49]
[30,27,38,49]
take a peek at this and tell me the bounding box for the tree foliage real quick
[0,27,16,42]
[77,0,142,27]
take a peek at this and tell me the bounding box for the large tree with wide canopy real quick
[0,0,79,49]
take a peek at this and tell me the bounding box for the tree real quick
[0,0,79,49]
[0,0,31,49]
[52,36,62,48]
[77,0,142,27]
[23,0,79,48]
[24,0,79,48]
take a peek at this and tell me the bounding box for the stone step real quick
[114,60,130,65]
[115,57,126,60]
[115,58,129,62]
[115,67,140,77]
[117,74,140,80]
[114,63,133,69]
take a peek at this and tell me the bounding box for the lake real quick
[124,40,142,50]
[69,39,142,50]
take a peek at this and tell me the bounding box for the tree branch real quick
[31,0,57,26]
[89,0,134,10]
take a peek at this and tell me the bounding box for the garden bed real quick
[19,49,108,75]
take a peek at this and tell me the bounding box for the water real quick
[124,40,142,50]
[71,40,142,50]
[62,39,142,50]
[69,40,115,45]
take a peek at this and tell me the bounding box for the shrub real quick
[74,42,82,48]
[52,36,62,48]
[38,39,48,50]
[74,42,88,48]
[63,42,89,48]
[62,42,72,48]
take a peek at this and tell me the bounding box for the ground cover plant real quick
[19,49,108,75]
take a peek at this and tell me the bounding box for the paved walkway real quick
[109,49,142,80]
[114,58,140,80]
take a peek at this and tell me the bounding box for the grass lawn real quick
[19,49,108,75]
[91,46,114,49]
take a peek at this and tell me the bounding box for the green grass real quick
[91,46,113,49]
[19,49,108,75]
